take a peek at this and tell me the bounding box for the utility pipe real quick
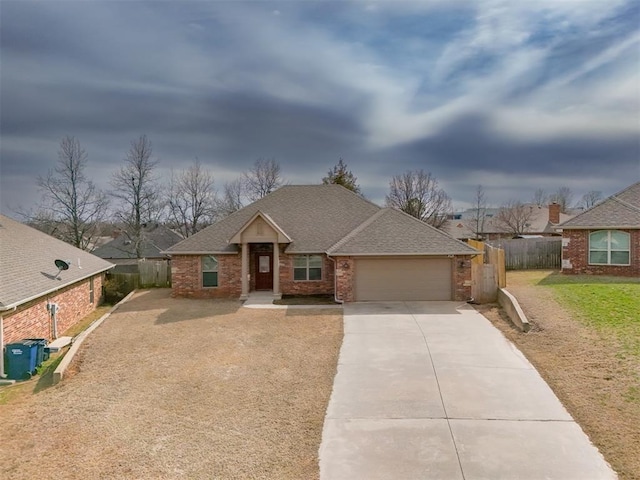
[0,315,5,378]
[327,256,344,304]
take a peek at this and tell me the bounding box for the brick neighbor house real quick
[164,185,480,302]
[0,215,114,378]
[559,181,640,276]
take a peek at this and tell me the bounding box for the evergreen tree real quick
[322,158,361,194]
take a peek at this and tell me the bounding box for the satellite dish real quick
[54,259,71,279]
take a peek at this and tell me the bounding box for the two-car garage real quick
[353,257,453,302]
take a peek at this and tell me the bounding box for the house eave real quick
[561,225,640,230]
[326,251,480,257]
[0,265,114,312]
[162,250,238,255]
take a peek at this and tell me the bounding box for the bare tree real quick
[385,170,452,228]
[578,190,603,210]
[532,188,548,206]
[243,158,283,201]
[470,184,487,240]
[322,158,361,194]
[495,200,536,236]
[34,136,108,250]
[217,178,245,217]
[167,159,217,237]
[549,186,574,213]
[110,135,162,258]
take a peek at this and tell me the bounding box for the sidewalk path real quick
[319,301,617,480]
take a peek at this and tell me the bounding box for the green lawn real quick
[538,273,640,357]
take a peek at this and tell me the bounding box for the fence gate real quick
[138,260,170,287]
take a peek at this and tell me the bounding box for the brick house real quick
[443,202,575,241]
[559,181,640,276]
[165,185,480,303]
[0,215,114,378]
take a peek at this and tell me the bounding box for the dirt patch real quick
[0,289,343,479]
[478,271,640,480]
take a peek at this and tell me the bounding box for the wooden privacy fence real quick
[468,239,506,303]
[107,260,171,299]
[491,237,562,270]
[138,260,171,287]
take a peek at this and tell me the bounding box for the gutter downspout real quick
[0,308,16,379]
[0,314,5,378]
[327,256,344,304]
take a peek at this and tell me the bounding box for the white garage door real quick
[354,257,453,301]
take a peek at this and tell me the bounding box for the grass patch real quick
[63,304,112,338]
[1,302,114,404]
[537,272,640,357]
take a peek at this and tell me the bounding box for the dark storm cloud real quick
[397,112,640,177]
[1,1,639,214]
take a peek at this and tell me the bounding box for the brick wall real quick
[562,229,640,276]
[279,252,335,296]
[334,257,355,302]
[2,274,105,345]
[453,256,473,301]
[171,254,242,298]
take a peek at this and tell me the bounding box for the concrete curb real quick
[497,288,531,332]
[52,290,137,385]
[243,303,343,310]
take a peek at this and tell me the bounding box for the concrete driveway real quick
[319,301,617,480]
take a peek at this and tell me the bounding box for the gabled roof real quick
[228,211,292,244]
[443,205,575,239]
[560,182,640,229]
[0,215,114,310]
[93,224,183,260]
[327,208,479,256]
[166,184,479,257]
[165,185,381,254]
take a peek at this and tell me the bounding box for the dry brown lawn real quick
[0,289,343,480]
[478,270,640,480]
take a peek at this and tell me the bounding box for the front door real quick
[255,252,273,290]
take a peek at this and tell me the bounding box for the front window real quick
[589,230,630,265]
[202,255,218,287]
[294,255,323,281]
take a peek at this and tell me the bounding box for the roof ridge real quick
[326,208,386,254]
[560,181,640,227]
[611,194,640,213]
[389,206,474,243]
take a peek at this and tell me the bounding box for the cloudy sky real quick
[1,0,639,216]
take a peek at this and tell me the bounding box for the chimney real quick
[548,202,561,224]
[112,229,122,239]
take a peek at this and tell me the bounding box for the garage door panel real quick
[355,258,452,301]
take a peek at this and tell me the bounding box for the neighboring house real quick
[559,181,640,276]
[165,185,480,302]
[0,215,113,377]
[93,223,183,273]
[444,203,575,240]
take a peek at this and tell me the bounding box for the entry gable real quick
[228,211,292,245]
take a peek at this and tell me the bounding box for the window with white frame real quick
[589,230,630,265]
[294,255,322,281]
[202,255,219,287]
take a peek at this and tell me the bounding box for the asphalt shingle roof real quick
[165,185,381,254]
[93,224,183,259]
[0,215,114,310]
[166,185,479,257]
[560,182,640,229]
[328,208,479,255]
